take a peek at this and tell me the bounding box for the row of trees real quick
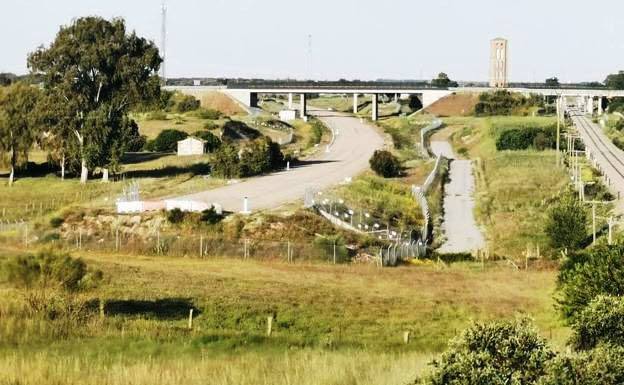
[0,17,162,185]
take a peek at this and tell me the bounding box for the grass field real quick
[439,116,570,258]
[0,249,565,385]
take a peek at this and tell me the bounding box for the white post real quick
[288,93,293,109]
[242,197,251,214]
[286,161,290,171]
[608,217,613,245]
[598,97,603,115]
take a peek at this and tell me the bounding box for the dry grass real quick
[425,92,480,117]
[0,250,565,385]
[199,91,245,116]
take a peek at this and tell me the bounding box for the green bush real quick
[176,95,200,113]
[192,130,221,152]
[200,206,223,225]
[544,194,587,251]
[211,143,241,179]
[49,217,64,228]
[475,90,543,116]
[541,345,624,385]
[369,150,401,177]
[1,251,92,291]
[308,120,324,146]
[569,296,624,350]
[195,108,222,120]
[313,235,349,263]
[557,245,624,320]
[166,208,186,224]
[211,137,284,179]
[150,129,188,152]
[418,318,554,385]
[495,125,556,151]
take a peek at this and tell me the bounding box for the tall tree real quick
[0,83,41,186]
[28,17,162,183]
[605,71,624,90]
[545,77,560,87]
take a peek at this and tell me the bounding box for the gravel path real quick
[430,141,485,254]
[169,109,384,213]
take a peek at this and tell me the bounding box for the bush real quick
[419,318,554,385]
[475,90,543,116]
[495,125,556,151]
[150,129,188,152]
[541,345,624,385]
[313,235,349,263]
[192,130,222,152]
[569,296,624,350]
[211,143,241,179]
[1,251,91,291]
[369,150,401,177]
[176,95,200,113]
[308,120,324,146]
[557,245,624,320]
[166,208,186,224]
[544,194,587,250]
[200,206,223,225]
[195,108,222,120]
[49,217,64,228]
[239,137,284,177]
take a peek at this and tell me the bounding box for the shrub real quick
[418,318,554,385]
[150,129,188,152]
[369,150,401,177]
[308,120,324,146]
[475,90,543,116]
[195,108,222,120]
[49,217,64,228]
[569,296,624,350]
[1,251,91,291]
[541,345,624,385]
[176,94,200,113]
[211,143,241,179]
[313,235,349,263]
[495,125,556,151]
[200,206,223,225]
[192,130,221,152]
[557,244,624,320]
[239,137,284,177]
[166,208,186,224]
[544,194,587,250]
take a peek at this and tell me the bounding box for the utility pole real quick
[160,1,167,86]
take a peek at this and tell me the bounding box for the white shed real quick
[177,137,206,156]
[278,109,298,122]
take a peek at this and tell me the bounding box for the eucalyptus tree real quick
[28,17,162,183]
[0,83,41,186]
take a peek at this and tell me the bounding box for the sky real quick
[1,0,623,82]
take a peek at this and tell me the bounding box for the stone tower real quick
[489,38,508,88]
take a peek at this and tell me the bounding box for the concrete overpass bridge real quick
[165,82,624,120]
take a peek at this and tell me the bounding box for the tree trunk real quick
[80,158,88,184]
[102,168,109,183]
[8,165,14,186]
[60,153,65,180]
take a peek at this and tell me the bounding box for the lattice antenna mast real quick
[160,1,167,85]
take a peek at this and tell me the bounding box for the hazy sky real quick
[2,0,623,82]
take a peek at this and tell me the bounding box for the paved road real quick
[570,109,624,213]
[170,109,384,212]
[430,141,485,254]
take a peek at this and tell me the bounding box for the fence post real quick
[267,316,273,337]
[403,331,411,344]
[188,309,194,330]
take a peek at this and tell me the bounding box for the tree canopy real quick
[431,72,458,88]
[28,16,162,182]
[605,71,624,90]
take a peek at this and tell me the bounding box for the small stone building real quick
[177,137,206,156]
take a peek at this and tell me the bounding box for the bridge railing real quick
[227,80,448,90]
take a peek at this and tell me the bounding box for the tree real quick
[418,318,554,385]
[0,83,41,186]
[211,143,241,179]
[545,77,560,88]
[541,345,624,385]
[431,72,458,88]
[369,150,401,177]
[192,130,221,152]
[557,245,624,320]
[605,71,624,90]
[544,194,587,250]
[28,17,162,183]
[239,136,284,177]
[149,129,187,152]
[569,296,624,350]
[176,94,200,113]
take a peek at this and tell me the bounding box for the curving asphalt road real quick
[170,109,384,213]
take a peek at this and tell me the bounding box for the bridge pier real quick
[300,93,307,118]
[288,93,293,109]
[598,97,604,115]
[371,94,378,121]
[353,93,358,113]
[587,96,594,116]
